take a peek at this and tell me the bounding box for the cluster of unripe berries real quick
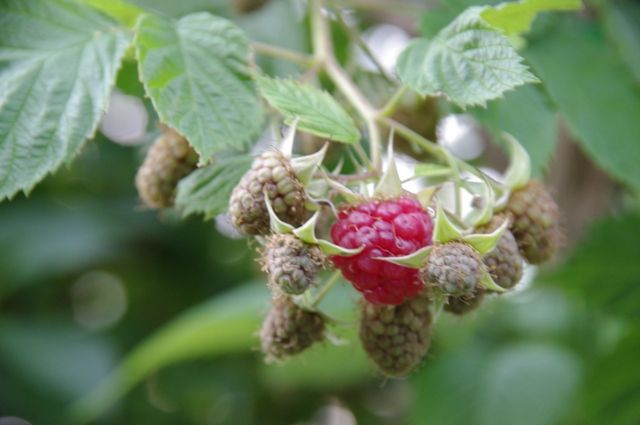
[135,129,560,377]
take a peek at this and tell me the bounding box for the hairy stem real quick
[310,0,382,171]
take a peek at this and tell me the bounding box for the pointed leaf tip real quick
[464,218,509,255]
[292,212,363,256]
[434,204,463,243]
[373,246,433,268]
[479,271,506,292]
[264,193,294,234]
[291,143,328,185]
[374,141,404,198]
[280,117,299,158]
[503,132,530,190]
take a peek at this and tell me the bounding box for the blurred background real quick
[1,0,640,424]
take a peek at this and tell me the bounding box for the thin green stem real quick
[310,0,382,171]
[311,270,342,308]
[334,11,394,83]
[379,86,408,117]
[377,115,444,159]
[252,41,316,67]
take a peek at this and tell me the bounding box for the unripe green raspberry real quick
[135,130,198,209]
[260,297,325,361]
[478,215,523,289]
[505,181,560,264]
[359,292,432,377]
[444,289,486,315]
[261,234,325,295]
[421,243,483,296]
[229,150,306,235]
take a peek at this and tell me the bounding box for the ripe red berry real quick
[330,197,434,305]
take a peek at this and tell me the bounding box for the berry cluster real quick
[134,125,560,378]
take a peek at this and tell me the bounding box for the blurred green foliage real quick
[1,0,640,425]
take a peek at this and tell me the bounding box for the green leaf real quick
[481,0,582,36]
[256,76,361,144]
[134,13,263,160]
[0,320,115,401]
[420,0,502,38]
[81,0,145,27]
[397,7,538,108]
[476,343,581,425]
[175,154,252,220]
[410,341,581,425]
[601,0,640,83]
[524,19,640,189]
[549,213,640,320]
[71,283,270,423]
[470,85,557,177]
[0,0,130,200]
[584,329,640,425]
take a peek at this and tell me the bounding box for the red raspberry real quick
[330,197,433,305]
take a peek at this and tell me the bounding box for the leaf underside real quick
[0,0,130,200]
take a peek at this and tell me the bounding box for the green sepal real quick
[416,187,437,209]
[293,212,364,256]
[279,117,298,158]
[478,270,506,293]
[462,218,508,255]
[291,143,328,185]
[374,140,404,198]
[321,171,364,204]
[264,193,294,234]
[305,178,329,199]
[434,203,463,243]
[317,240,364,256]
[373,245,433,269]
[503,132,530,191]
[463,172,495,228]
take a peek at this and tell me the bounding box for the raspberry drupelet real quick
[330,197,434,305]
